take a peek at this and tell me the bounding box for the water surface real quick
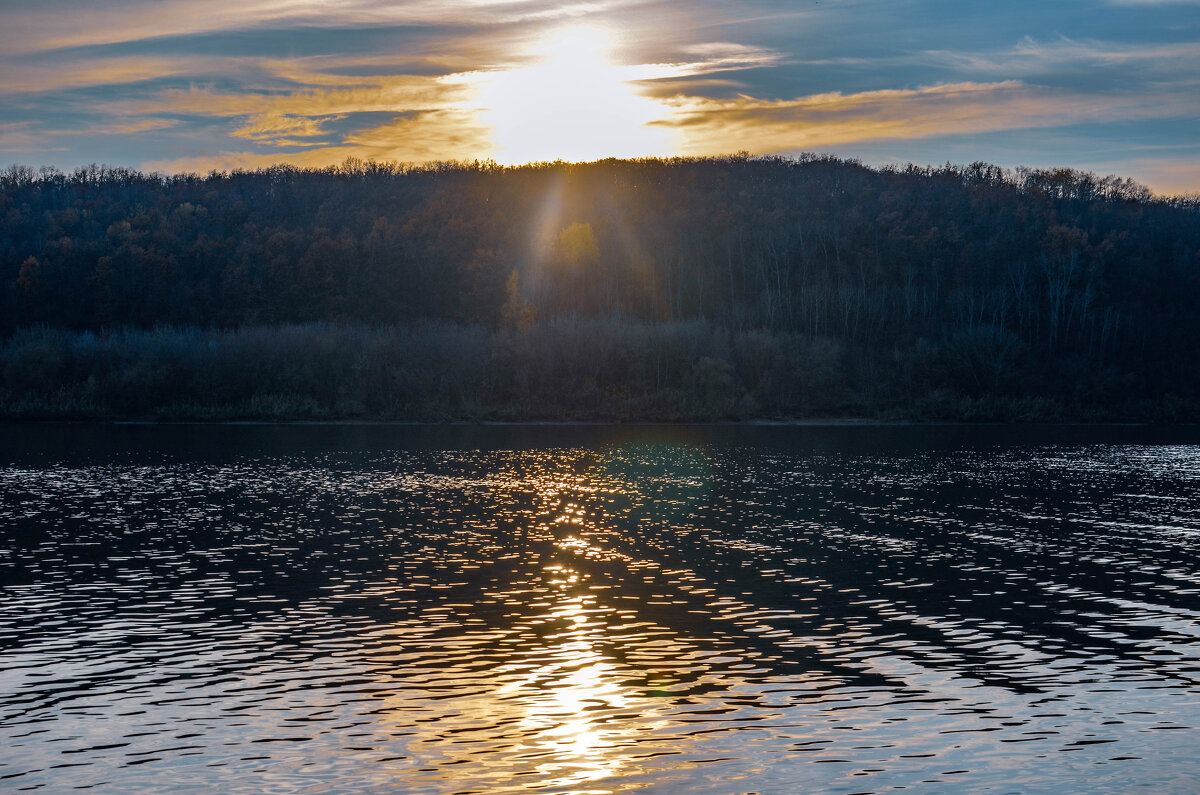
[2,424,1200,793]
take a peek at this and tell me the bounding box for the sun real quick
[475,26,673,164]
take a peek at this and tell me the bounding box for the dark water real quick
[3,424,1200,793]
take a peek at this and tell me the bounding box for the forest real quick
[2,154,1199,421]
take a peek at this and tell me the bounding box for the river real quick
[2,423,1199,793]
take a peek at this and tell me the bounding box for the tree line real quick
[2,155,1199,420]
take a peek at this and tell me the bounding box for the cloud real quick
[69,37,784,168]
[627,42,783,87]
[72,119,181,136]
[232,113,343,145]
[925,36,1200,75]
[1098,157,1200,196]
[142,108,492,172]
[0,56,214,95]
[130,75,1200,174]
[0,117,178,153]
[142,105,493,172]
[0,0,646,57]
[105,70,473,120]
[2,0,1198,191]
[0,122,64,153]
[656,81,1200,155]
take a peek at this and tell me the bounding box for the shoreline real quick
[0,417,1176,427]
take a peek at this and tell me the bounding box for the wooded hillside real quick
[3,155,1198,420]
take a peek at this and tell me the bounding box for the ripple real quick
[1,427,1199,792]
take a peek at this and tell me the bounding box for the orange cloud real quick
[143,108,492,172]
[134,77,1200,174]
[0,122,66,152]
[0,117,178,152]
[656,81,1199,155]
[0,57,211,95]
[108,72,473,118]
[0,0,642,57]
[1105,157,1200,197]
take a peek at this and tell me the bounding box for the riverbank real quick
[3,330,1194,423]
[4,322,1197,424]
[3,401,1188,424]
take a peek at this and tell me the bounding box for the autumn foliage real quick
[2,155,1198,420]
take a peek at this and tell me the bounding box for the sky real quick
[1,0,1198,193]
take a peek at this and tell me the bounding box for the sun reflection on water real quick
[378,444,721,791]
[8,434,1200,792]
[506,594,634,790]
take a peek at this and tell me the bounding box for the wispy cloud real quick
[925,36,1200,75]
[69,40,788,168]
[0,122,68,153]
[0,0,646,57]
[659,81,1200,155]
[1100,157,1200,196]
[1,0,1198,189]
[0,56,217,95]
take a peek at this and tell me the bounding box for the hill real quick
[3,155,1199,421]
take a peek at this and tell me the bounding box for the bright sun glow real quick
[476,26,673,164]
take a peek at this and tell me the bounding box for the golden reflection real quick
[378,582,665,791]
[474,25,673,164]
[370,442,728,791]
[509,595,633,790]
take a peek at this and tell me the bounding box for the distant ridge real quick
[2,155,1198,421]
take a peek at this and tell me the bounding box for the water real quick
[2,423,1200,793]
